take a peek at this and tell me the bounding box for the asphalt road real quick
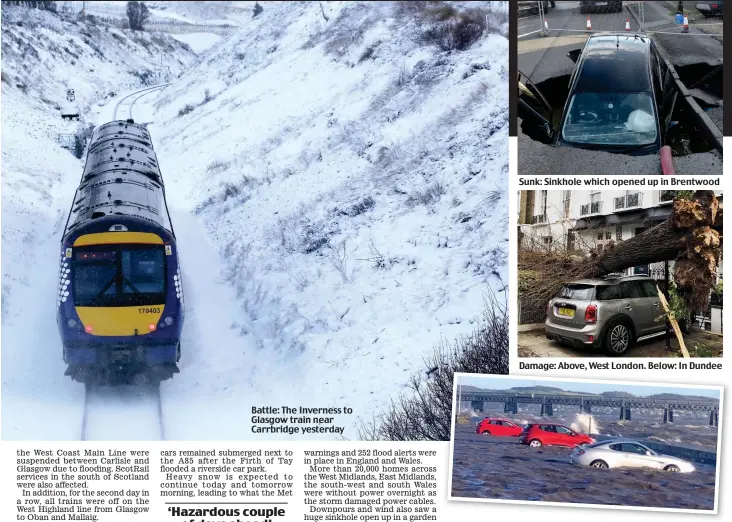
[517,131,723,175]
[634,1,724,67]
[518,2,723,78]
[517,327,724,357]
[518,1,641,83]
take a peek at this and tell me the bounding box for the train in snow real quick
[58,120,184,384]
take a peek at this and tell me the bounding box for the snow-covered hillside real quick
[1,1,508,440]
[152,1,509,436]
[0,5,195,439]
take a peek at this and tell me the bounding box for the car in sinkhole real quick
[518,33,679,156]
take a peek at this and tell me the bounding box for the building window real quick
[589,191,602,214]
[562,190,571,218]
[597,232,603,241]
[616,225,622,241]
[605,230,611,240]
[543,236,553,245]
[540,190,548,215]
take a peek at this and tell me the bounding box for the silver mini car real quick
[544,275,666,356]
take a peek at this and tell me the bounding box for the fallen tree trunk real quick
[592,191,720,275]
[519,191,722,317]
[591,191,722,311]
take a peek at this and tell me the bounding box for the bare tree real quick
[318,1,329,22]
[5,1,57,11]
[357,296,508,441]
[126,1,150,31]
[252,1,263,18]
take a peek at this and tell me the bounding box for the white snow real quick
[170,33,222,54]
[2,2,508,440]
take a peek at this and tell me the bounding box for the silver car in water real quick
[544,275,666,356]
[570,439,696,473]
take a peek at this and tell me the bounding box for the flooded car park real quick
[450,422,716,509]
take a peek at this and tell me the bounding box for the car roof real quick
[593,438,649,446]
[565,275,654,286]
[575,34,652,93]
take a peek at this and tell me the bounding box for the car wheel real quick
[480,430,492,436]
[664,464,680,472]
[529,439,542,448]
[590,460,608,469]
[604,320,634,356]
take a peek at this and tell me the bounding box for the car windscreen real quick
[561,92,657,146]
[556,284,594,300]
[72,245,166,307]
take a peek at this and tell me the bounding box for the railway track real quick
[74,85,173,442]
[81,381,166,441]
[113,83,170,121]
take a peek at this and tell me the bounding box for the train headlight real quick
[164,316,174,326]
[67,319,77,328]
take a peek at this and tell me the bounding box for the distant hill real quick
[458,385,717,401]
[648,393,719,403]
[458,385,595,396]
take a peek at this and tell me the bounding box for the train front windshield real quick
[72,245,166,307]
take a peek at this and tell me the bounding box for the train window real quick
[74,260,117,303]
[72,245,166,307]
[121,249,165,295]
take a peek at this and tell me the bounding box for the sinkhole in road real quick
[676,63,723,103]
[519,70,720,155]
[667,62,722,156]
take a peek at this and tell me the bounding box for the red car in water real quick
[475,418,523,437]
[519,423,595,448]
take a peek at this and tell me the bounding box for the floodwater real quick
[450,419,717,511]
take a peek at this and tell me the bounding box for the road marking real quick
[648,30,724,35]
[519,29,544,38]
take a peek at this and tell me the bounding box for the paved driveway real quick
[518,327,723,357]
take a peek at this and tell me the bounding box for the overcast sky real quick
[457,376,721,400]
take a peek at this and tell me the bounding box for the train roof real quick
[62,120,173,238]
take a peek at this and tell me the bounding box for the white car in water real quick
[570,439,696,473]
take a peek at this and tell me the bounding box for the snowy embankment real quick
[0,6,195,440]
[149,1,509,438]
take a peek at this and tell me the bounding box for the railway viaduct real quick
[461,392,719,426]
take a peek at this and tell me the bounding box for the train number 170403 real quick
[138,307,161,314]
